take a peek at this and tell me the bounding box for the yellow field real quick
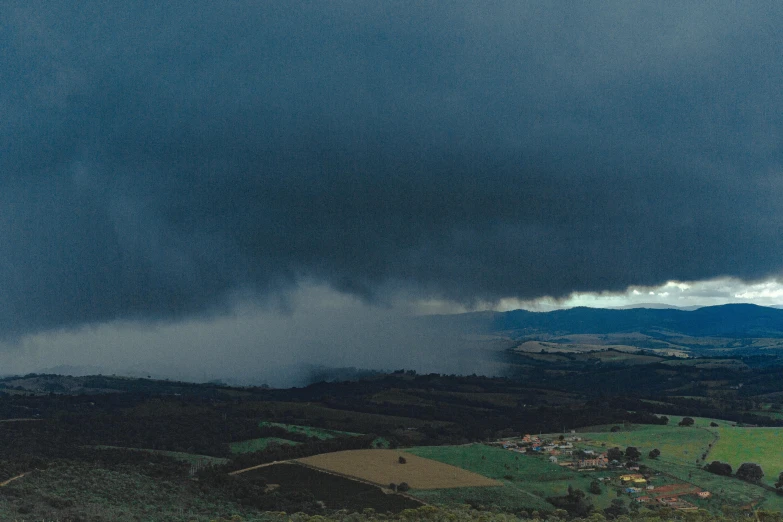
[296,449,500,489]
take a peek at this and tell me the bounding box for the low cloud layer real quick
[2,3,783,337]
[0,286,507,386]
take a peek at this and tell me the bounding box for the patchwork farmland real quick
[407,444,619,511]
[297,449,500,489]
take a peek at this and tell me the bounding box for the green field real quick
[229,437,301,454]
[751,410,783,420]
[259,421,361,440]
[577,422,717,467]
[709,427,783,487]
[407,444,618,512]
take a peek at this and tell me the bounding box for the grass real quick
[576,422,717,467]
[642,456,783,512]
[371,437,391,448]
[406,444,619,512]
[575,421,783,512]
[751,410,783,420]
[259,421,361,440]
[229,421,364,453]
[709,427,783,487]
[229,437,301,454]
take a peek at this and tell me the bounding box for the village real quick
[490,433,712,512]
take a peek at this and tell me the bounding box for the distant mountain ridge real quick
[609,303,703,311]
[439,303,783,338]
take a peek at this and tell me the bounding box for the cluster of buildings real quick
[494,434,580,459]
[494,435,617,470]
[570,450,610,470]
[631,483,710,511]
[491,435,711,512]
[620,473,651,493]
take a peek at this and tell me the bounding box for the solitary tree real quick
[705,461,733,476]
[607,447,624,462]
[398,456,407,464]
[736,463,764,483]
[679,417,695,427]
[589,480,602,495]
[625,446,642,461]
[648,448,661,459]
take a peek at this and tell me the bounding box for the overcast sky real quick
[2,3,782,381]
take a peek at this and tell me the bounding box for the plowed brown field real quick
[297,449,500,489]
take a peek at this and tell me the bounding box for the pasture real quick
[229,437,300,454]
[709,427,783,486]
[577,423,716,467]
[259,421,361,440]
[296,449,500,489]
[407,444,618,511]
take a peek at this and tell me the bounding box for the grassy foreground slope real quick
[0,461,247,521]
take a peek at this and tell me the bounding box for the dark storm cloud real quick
[2,2,783,335]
